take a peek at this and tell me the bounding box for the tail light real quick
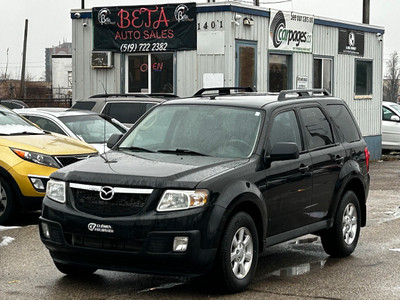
[364,147,370,172]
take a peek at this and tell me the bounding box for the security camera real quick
[83,22,88,27]
[376,33,382,37]
[74,12,81,19]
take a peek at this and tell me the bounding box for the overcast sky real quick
[0,0,397,80]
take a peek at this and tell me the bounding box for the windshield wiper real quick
[157,148,209,156]
[119,146,156,153]
[4,131,44,136]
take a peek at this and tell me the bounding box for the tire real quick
[321,191,361,257]
[54,261,97,276]
[0,178,16,225]
[216,212,259,293]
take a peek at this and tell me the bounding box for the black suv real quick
[39,88,370,293]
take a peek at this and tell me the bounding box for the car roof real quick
[80,93,177,103]
[15,107,99,118]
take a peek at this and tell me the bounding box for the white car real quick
[382,101,400,152]
[15,107,127,153]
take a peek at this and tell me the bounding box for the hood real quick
[52,150,248,189]
[0,133,97,155]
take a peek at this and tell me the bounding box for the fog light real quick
[29,177,45,191]
[173,236,189,252]
[41,222,50,239]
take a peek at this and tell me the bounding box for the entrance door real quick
[236,41,257,90]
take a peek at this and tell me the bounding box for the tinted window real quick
[103,102,147,124]
[71,101,96,110]
[326,104,360,142]
[300,107,334,149]
[269,110,302,151]
[26,116,66,135]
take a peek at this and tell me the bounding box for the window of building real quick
[313,57,332,93]
[236,41,257,89]
[127,53,174,94]
[355,60,372,95]
[269,54,291,92]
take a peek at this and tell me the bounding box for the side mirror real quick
[268,142,300,161]
[107,133,123,149]
[390,115,400,122]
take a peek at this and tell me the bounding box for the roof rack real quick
[193,87,256,97]
[277,89,331,101]
[89,93,178,99]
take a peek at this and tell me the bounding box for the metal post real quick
[20,19,28,99]
[363,0,370,24]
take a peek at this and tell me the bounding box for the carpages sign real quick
[93,3,196,52]
[269,10,314,53]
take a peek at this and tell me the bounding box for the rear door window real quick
[300,107,334,149]
[326,104,361,143]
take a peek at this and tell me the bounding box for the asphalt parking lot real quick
[0,158,399,299]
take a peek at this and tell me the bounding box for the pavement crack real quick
[248,288,342,300]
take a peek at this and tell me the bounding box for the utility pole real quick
[254,0,260,5]
[20,19,28,99]
[363,0,370,24]
[81,0,84,9]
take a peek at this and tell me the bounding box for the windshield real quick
[0,109,43,135]
[388,103,400,115]
[119,104,263,158]
[59,114,125,143]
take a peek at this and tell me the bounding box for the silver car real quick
[15,107,127,153]
[382,101,400,152]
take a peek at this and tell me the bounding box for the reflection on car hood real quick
[0,133,97,155]
[52,150,248,189]
[0,124,43,135]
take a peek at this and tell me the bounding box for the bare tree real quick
[383,51,400,102]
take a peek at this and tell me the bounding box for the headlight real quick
[46,180,66,203]
[11,148,60,168]
[157,190,208,212]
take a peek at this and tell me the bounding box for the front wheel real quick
[0,178,16,225]
[216,212,259,293]
[321,191,361,257]
[54,261,97,276]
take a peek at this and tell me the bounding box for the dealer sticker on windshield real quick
[88,223,114,233]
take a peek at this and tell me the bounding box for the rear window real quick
[71,101,96,111]
[102,102,155,124]
[326,104,361,143]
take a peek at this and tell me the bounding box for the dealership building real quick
[71,2,384,159]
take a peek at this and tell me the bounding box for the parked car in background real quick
[71,93,178,127]
[0,105,98,224]
[15,108,128,153]
[382,101,400,152]
[39,88,370,293]
[0,99,29,109]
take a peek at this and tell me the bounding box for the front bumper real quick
[39,198,219,276]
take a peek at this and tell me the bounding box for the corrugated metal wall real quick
[71,4,383,148]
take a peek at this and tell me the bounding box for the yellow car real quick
[0,105,97,224]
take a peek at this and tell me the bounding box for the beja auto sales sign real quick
[269,10,314,53]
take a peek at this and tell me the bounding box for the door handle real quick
[299,165,309,173]
[335,156,344,164]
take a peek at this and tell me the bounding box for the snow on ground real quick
[0,236,15,247]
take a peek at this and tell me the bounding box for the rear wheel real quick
[216,212,258,293]
[54,261,97,276]
[0,178,16,224]
[321,191,361,257]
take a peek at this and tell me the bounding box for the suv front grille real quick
[55,154,95,167]
[70,183,153,217]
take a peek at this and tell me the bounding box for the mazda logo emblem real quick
[99,186,115,201]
